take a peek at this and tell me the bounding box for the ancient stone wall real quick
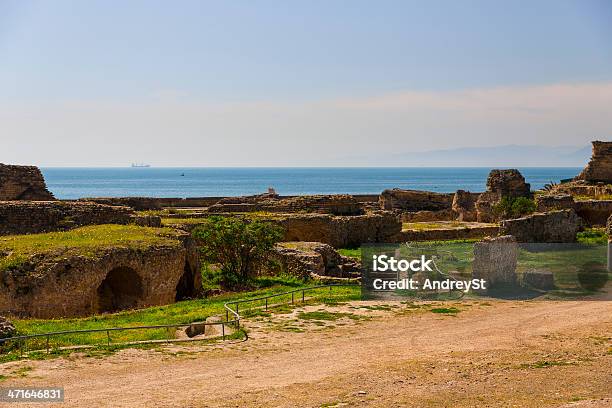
[573,200,612,227]
[0,201,157,235]
[396,225,499,242]
[277,211,402,248]
[208,194,363,215]
[0,236,200,318]
[575,141,612,183]
[535,194,575,212]
[0,164,54,201]
[379,189,453,212]
[499,209,580,243]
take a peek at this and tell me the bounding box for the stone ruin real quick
[472,235,519,290]
[272,242,360,280]
[0,201,161,236]
[452,190,479,222]
[499,209,580,243]
[208,193,363,216]
[379,189,453,212]
[0,232,201,318]
[535,194,575,212]
[574,141,612,183]
[475,169,531,222]
[0,164,55,201]
[473,235,555,293]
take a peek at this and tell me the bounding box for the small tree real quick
[192,216,283,289]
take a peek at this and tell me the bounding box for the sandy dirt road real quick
[1,299,611,407]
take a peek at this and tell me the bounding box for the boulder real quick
[499,209,581,243]
[472,235,518,290]
[522,270,555,290]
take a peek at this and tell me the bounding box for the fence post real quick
[106,330,110,346]
[265,298,268,311]
[291,292,294,304]
[222,323,225,340]
[226,309,229,322]
[302,290,305,302]
[46,335,50,354]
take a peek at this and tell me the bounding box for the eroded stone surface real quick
[575,141,612,183]
[499,209,580,243]
[0,233,200,318]
[379,189,453,212]
[272,242,360,279]
[472,235,518,289]
[476,169,531,222]
[0,164,54,201]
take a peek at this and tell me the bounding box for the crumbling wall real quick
[499,209,580,243]
[575,141,612,183]
[0,201,158,235]
[379,189,453,212]
[208,194,363,215]
[535,194,575,212]
[277,211,402,248]
[0,164,54,201]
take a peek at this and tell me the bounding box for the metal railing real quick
[0,284,356,355]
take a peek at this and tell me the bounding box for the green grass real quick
[0,225,182,273]
[297,311,367,321]
[2,282,360,362]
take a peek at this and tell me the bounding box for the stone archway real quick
[175,262,195,301]
[96,266,143,313]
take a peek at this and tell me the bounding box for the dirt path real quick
[1,299,611,407]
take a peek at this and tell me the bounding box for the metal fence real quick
[0,284,356,355]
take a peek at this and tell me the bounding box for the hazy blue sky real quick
[1,0,611,166]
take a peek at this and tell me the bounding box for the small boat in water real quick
[131,163,151,168]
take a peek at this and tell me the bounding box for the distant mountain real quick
[381,144,590,167]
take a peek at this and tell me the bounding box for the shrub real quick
[493,196,536,220]
[192,217,283,289]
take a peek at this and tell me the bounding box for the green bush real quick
[493,196,536,220]
[192,216,284,289]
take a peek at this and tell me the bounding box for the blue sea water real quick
[41,167,582,199]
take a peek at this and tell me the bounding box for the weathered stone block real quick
[522,270,555,290]
[535,194,575,212]
[472,235,518,289]
[379,189,453,212]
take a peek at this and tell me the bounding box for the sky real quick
[1,0,611,166]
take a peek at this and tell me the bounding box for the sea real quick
[40,167,582,200]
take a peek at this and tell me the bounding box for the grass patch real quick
[520,360,578,369]
[337,248,361,258]
[430,307,460,314]
[0,225,182,273]
[297,311,367,321]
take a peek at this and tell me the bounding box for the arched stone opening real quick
[175,262,196,301]
[96,266,143,313]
